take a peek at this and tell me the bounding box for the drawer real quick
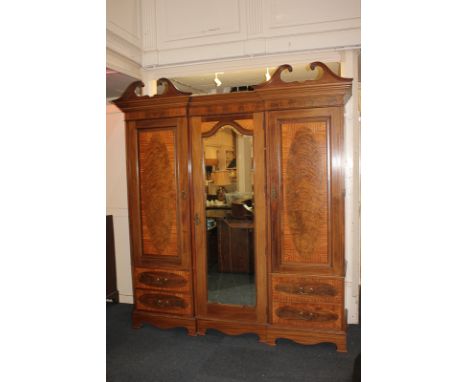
[134,268,191,293]
[271,301,343,331]
[135,289,193,316]
[272,275,343,304]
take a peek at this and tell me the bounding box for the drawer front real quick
[134,268,191,293]
[135,289,193,316]
[271,301,343,331]
[272,275,344,304]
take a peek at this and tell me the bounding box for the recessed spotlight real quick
[214,72,223,87]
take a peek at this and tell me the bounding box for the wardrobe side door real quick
[267,108,344,276]
[126,118,191,270]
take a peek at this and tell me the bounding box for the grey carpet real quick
[208,271,256,306]
[107,303,360,382]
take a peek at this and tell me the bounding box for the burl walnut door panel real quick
[126,118,191,269]
[268,108,344,276]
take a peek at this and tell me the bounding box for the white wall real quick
[106,0,142,78]
[106,104,133,303]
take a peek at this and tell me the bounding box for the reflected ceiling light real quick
[214,72,223,87]
[265,67,271,81]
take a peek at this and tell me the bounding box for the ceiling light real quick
[214,72,223,87]
[265,67,271,81]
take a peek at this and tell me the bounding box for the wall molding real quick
[107,29,142,65]
[141,30,359,68]
[155,0,247,50]
[106,0,142,47]
[106,48,142,79]
[246,0,263,36]
[141,49,343,80]
[141,0,157,51]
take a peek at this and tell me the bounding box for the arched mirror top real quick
[202,120,253,138]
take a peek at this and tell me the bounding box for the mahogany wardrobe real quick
[114,62,352,352]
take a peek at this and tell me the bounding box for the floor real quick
[107,303,360,382]
[207,267,256,306]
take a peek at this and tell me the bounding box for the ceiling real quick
[106,62,341,99]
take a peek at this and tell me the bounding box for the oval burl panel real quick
[139,271,187,289]
[135,289,192,316]
[271,301,342,330]
[281,121,329,265]
[138,129,178,257]
[275,306,338,322]
[275,282,337,297]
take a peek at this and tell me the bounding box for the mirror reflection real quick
[203,124,256,306]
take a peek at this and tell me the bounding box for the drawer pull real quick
[276,282,337,297]
[139,271,187,288]
[276,306,338,322]
[139,293,188,310]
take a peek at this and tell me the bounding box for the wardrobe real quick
[114,62,352,352]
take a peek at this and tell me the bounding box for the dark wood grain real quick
[202,119,253,138]
[217,218,254,273]
[114,80,146,101]
[284,121,328,263]
[254,61,352,90]
[275,282,337,297]
[135,289,193,316]
[254,64,292,89]
[271,301,342,330]
[114,62,352,351]
[157,78,192,96]
[136,269,189,291]
[275,306,338,322]
[265,326,347,352]
[268,108,344,276]
[197,318,267,341]
[132,310,197,336]
[139,129,177,257]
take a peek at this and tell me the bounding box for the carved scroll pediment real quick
[254,61,352,90]
[113,78,191,104]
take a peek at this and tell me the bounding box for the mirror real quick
[203,123,255,306]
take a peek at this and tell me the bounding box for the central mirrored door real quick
[204,123,255,306]
[191,113,266,321]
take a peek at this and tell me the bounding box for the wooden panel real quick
[268,107,345,275]
[272,275,343,304]
[197,319,266,341]
[265,326,347,352]
[138,128,178,257]
[252,112,267,323]
[135,289,193,316]
[217,218,254,273]
[190,116,208,316]
[134,268,191,293]
[132,310,197,335]
[271,301,342,331]
[191,113,268,323]
[281,120,329,265]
